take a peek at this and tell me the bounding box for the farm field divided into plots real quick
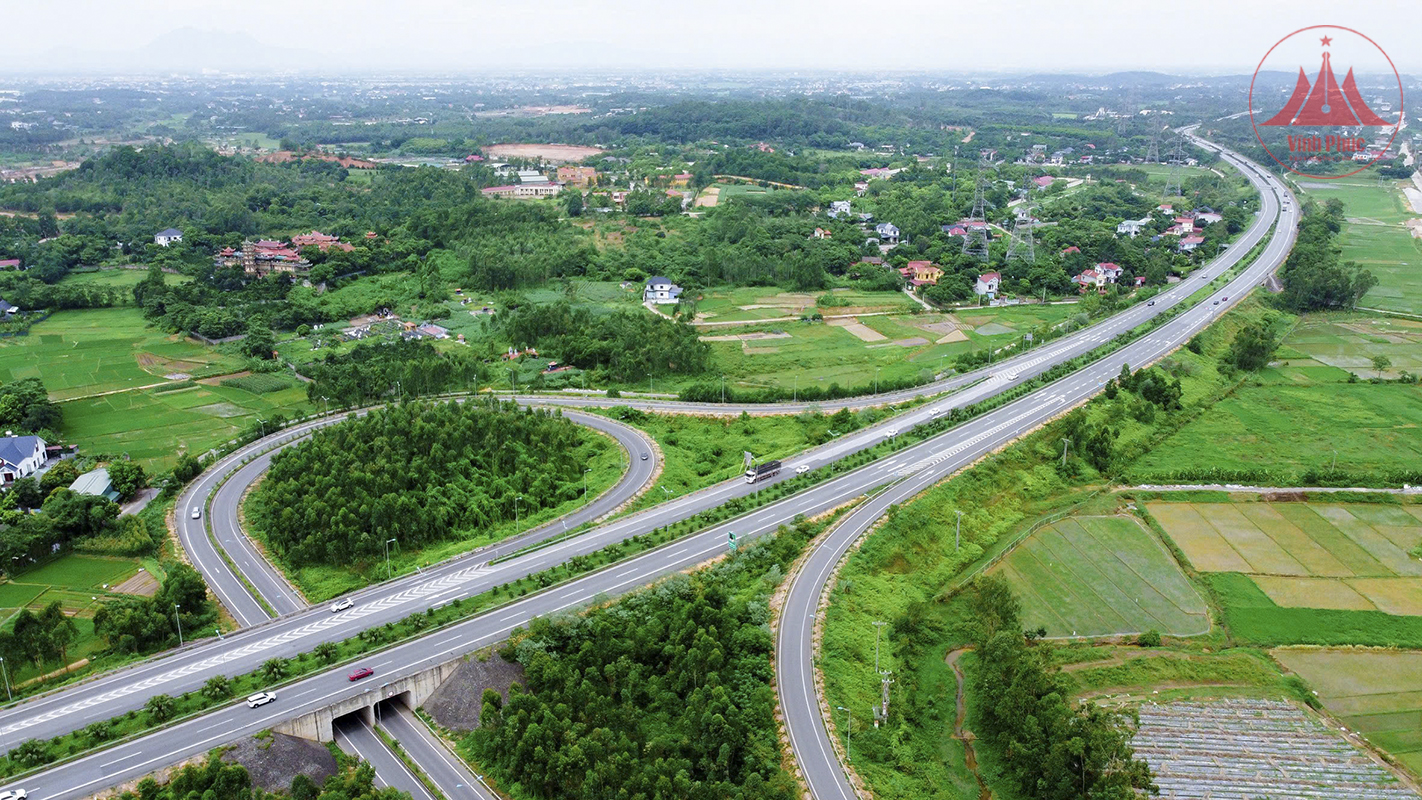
[990,514,1209,638]
[1274,649,1422,778]
[0,307,313,470]
[1297,177,1422,316]
[1148,500,1422,648]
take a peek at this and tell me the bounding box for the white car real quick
[885,428,899,438]
[1005,373,1019,382]
[0,789,28,800]
[190,507,201,520]
[330,599,353,613]
[247,691,277,708]
[930,407,945,418]
[795,465,810,474]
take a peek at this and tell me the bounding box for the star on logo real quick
[1320,35,1333,46]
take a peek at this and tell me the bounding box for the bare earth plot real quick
[1148,502,1422,613]
[991,515,1209,638]
[1133,698,1418,799]
[1274,649,1422,779]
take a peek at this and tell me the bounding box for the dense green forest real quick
[465,518,821,800]
[301,339,482,408]
[498,303,711,380]
[251,400,604,566]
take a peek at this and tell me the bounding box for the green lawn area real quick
[60,268,192,301]
[0,307,245,400]
[1296,177,1422,315]
[0,554,151,685]
[711,182,778,198]
[991,515,1209,637]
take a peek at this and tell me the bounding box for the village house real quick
[874,223,900,244]
[975,271,1001,298]
[481,183,563,199]
[0,259,20,270]
[900,260,944,286]
[828,200,852,218]
[1074,262,1124,294]
[813,228,832,239]
[1116,217,1152,237]
[70,468,120,502]
[1179,235,1206,252]
[643,276,683,304]
[154,228,183,247]
[0,433,46,484]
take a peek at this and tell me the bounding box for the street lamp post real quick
[384,537,397,579]
[583,469,591,505]
[1061,437,1072,467]
[516,495,523,526]
[874,367,881,394]
[0,657,11,702]
[721,375,726,403]
[173,603,183,647]
[954,509,964,552]
[836,706,852,761]
[872,620,887,674]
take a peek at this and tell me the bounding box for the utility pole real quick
[954,509,964,552]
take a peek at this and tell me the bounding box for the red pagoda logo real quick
[1249,26,1402,179]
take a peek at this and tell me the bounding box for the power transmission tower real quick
[963,151,991,261]
[1007,209,1036,264]
[1164,134,1186,197]
[1145,122,1163,164]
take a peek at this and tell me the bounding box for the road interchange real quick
[0,130,1297,800]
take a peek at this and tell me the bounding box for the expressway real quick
[775,132,1299,799]
[1,132,1294,800]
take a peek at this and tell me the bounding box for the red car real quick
[348,667,373,682]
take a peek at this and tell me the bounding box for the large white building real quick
[643,277,683,304]
[154,228,183,247]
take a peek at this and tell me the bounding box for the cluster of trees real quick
[302,339,482,407]
[500,302,711,381]
[115,753,407,800]
[93,562,214,654]
[1223,319,1281,372]
[1276,199,1377,312]
[966,575,1156,799]
[0,602,80,668]
[1059,362,1183,474]
[252,400,596,566]
[0,377,61,435]
[468,521,817,800]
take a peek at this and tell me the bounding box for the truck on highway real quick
[744,460,782,484]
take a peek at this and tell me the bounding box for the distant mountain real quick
[25,27,324,74]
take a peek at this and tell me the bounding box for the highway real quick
[379,703,496,800]
[775,132,1298,799]
[334,716,436,800]
[0,132,1296,800]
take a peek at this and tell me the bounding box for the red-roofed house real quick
[1033,175,1055,189]
[0,259,20,270]
[1094,262,1123,282]
[1179,235,1206,252]
[291,231,354,252]
[975,271,1001,298]
[813,227,832,239]
[1061,246,1081,256]
[1074,268,1104,293]
[900,260,944,286]
[557,166,598,187]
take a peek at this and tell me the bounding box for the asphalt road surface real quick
[1,132,1295,800]
[379,703,497,800]
[333,715,436,800]
[774,132,1298,799]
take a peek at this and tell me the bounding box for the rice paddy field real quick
[1296,177,1422,315]
[59,268,192,300]
[1129,313,1422,481]
[990,514,1209,638]
[0,307,313,470]
[1273,649,1422,778]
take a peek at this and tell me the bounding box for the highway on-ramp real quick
[0,132,1294,800]
[774,132,1298,799]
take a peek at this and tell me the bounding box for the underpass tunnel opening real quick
[333,704,375,730]
[373,690,415,725]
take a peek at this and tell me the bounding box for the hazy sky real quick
[2,0,1418,74]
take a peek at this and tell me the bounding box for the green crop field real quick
[1273,648,1422,776]
[1130,311,1422,482]
[59,269,192,300]
[1296,177,1422,315]
[0,554,152,684]
[990,515,1209,637]
[60,380,313,470]
[0,307,245,400]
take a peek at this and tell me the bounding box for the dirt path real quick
[945,648,992,800]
